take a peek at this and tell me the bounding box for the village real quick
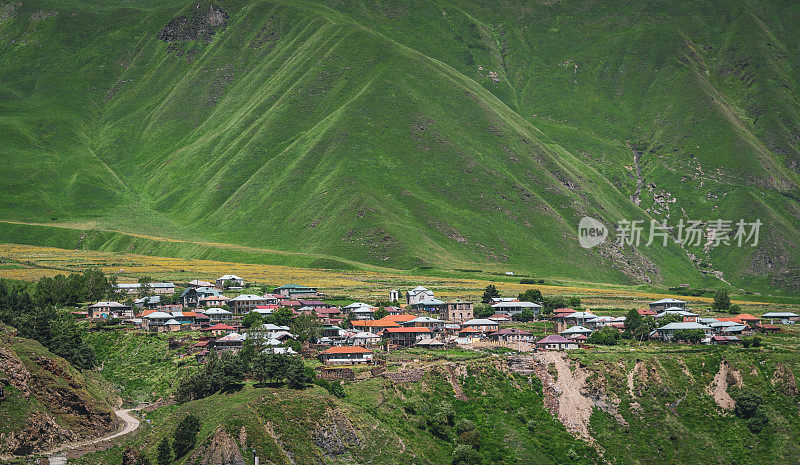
[78,274,799,367]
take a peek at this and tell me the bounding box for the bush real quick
[156,438,172,465]
[173,414,201,458]
[733,389,769,433]
[588,327,620,346]
[452,444,481,465]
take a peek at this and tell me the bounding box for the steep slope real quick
[0,325,117,456]
[1,1,798,290]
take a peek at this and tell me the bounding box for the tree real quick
[517,289,543,303]
[156,438,172,465]
[588,326,620,345]
[713,289,731,310]
[138,276,153,297]
[481,285,500,304]
[673,329,704,343]
[286,357,312,389]
[516,308,535,322]
[242,311,264,328]
[452,444,481,465]
[266,307,294,326]
[733,389,769,433]
[291,313,321,343]
[173,414,201,458]
[373,306,388,320]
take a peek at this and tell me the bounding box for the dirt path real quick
[44,408,141,457]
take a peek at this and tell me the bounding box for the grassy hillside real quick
[0,324,117,456]
[1,0,799,291]
[71,346,800,465]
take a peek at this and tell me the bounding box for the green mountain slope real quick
[1,1,799,290]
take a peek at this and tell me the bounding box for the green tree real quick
[242,311,264,328]
[588,326,620,345]
[173,414,201,458]
[673,329,704,343]
[291,312,321,343]
[373,306,388,320]
[713,289,731,310]
[733,389,769,433]
[481,285,500,303]
[286,357,312,389]
[266,307,294,326]
[156,438,172,465]
[516,308,535,322]
[452,444,481,465]
[137,276,153,297]
[517,289,543,303]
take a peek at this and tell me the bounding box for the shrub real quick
[156,438,172,465]
[588,327,620,346]
[452,444,481,465]
[173,414,201,458]
[733,389,769,433]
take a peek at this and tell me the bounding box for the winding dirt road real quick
[45,408,141,457]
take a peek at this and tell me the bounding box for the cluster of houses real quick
[83,279,800,365]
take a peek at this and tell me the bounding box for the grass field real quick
[1,243,798,312]
[1,0,798,294]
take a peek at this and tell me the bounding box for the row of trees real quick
[175,348,319,403]
[0,279,98,368]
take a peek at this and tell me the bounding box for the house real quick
[134,295,161,309]
[299,300,326,309]
[89,301,132,319]
[411,298,445,313]
[649,298,687,313]
[416,338,445,348]
[273,284,321,299]
[488,313,512,323]
[560,325,593,338]
[216,275,244,289]
[389,290,401,302]
[163,319,182,332]
[491,301,542,318]
[187,279,213,288]
[563,312,597,326]
[315,307,343,323]
[204,308,233,321]
[406,286,435,305]
[141,311,175,331]
[116,282,176,295]
[710,335,741,345]
[382,327,431,347]
[441,300,474,322]
[761,312,799,325]
[731,313,761,327]
[637,308,657,317]
[351,319,400,333]
[202,323,236,336]
[194,312,211,326]
[460,318,500,334]
[198,295,230,308]
[490,297,518,304]
[344,302,376,320]
[655,308,700,322]
[536,335,578,350]
[754,323,780,333]
[383,306,404,315]
[707,320,748,335]
[349,331,381,346]
[653,322,711,341]
[214,332,245,350]
[228,294,270,314]
[381,314,417,324]
[403,316,445,330]
[181,287,222,308]
[318,346,373,365]
[487,328,534,343]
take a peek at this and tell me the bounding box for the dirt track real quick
[45,408,141,457]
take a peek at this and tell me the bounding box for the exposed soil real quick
[706,360,741,410]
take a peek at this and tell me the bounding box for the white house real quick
[216,275,244,289]
[491,301,542,317]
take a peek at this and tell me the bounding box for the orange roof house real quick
[318,346,374,365]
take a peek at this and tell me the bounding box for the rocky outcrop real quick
[312,411,361,458]
[187,427,244,465]
[157,4,229,43]
[0,411,75,456]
